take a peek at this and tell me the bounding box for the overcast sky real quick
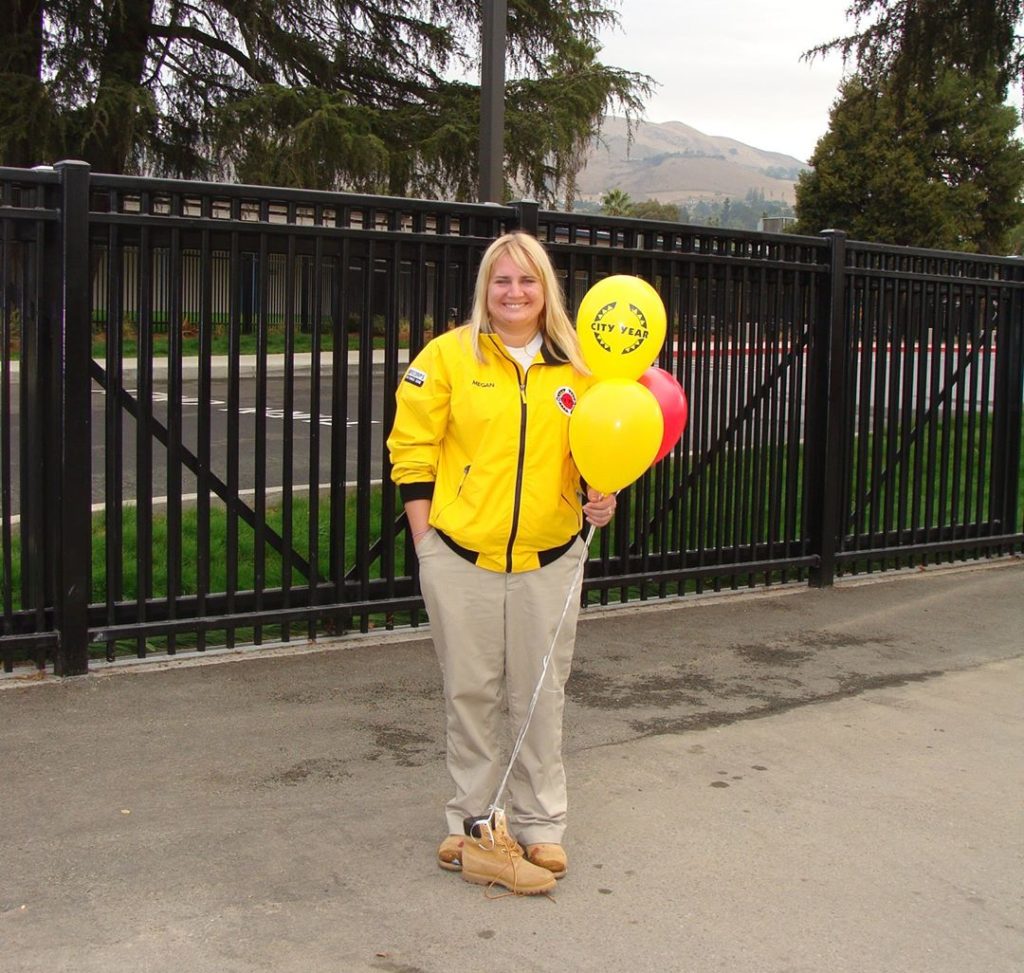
[594,0,855,163]
[595,0,1024,163]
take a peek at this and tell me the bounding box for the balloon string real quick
[488,521,597,820]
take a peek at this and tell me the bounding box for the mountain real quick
[575,116,809,206]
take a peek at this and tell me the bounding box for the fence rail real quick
[2,162,1022,675]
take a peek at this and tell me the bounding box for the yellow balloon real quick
[569,379,664,494]
[576,275,667,381]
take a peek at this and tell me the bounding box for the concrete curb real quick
[10,349,412,385]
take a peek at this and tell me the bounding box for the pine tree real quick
[0,0,652,204]
[794,72,1024,252]
[797,1,1024,251]
[808,0,1024,101]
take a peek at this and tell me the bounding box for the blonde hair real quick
[468,232,588,373]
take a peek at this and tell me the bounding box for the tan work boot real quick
[437,834,465,872]
[439,830,525,872]
[525,843,568,879]
[460,811,556,896]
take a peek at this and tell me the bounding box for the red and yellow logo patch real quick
[555,386,577,415]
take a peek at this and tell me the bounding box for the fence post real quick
[513,199,539,237]
[806,229,849,587]
[989,263,1024,545]
[52,160,92,675]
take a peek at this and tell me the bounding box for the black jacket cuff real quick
[399,481,435,503]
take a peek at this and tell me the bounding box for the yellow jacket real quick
[387,326,595,572]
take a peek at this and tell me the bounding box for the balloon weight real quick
[575,275,667,381]
[569,378,663,494]
[638,366,689,464]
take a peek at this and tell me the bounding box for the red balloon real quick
[638,366,689,464]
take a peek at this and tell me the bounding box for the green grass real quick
[590,420,1024,600]
[88,490,405,602]
[92,489,410,658]
[91,330,336,360]
[846,415,1012,533]
[1,487,412,660]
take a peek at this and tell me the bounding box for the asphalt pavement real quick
[1,558,1022,973]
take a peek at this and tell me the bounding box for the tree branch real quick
[149,22,275,83]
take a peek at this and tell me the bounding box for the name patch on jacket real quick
[555,387,577,415]
[403,367,428,387]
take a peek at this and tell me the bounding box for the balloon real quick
[569,379,663,494]
[576,275,667,381]
[638,366,689,464]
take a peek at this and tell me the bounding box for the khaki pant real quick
[417,529,587,845]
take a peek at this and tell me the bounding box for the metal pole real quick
[478,0,507,203]
[807,229,848,588]
[53,160,92,674]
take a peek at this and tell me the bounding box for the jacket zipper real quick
[504,355,530,573]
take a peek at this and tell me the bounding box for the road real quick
[2,562,1022,972]
[2,368,389,516]
[98,371,391,511]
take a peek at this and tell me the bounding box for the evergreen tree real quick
[0,0,652,204]
[798,2,1024,251]
[794,73,1024,252]
[808,0,1023,103]
[1007,219,1024,255]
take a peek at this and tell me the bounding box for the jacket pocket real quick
[434,465,471,520]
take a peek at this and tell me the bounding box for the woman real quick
[387,232,616,895]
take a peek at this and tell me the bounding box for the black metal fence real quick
[2,162,1022,676]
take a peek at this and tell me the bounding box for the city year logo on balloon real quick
[589,300,651,357]
[576,275,666,382]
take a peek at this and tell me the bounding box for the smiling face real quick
[486,252,545,345]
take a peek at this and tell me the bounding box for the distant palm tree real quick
[601,188,634,216]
